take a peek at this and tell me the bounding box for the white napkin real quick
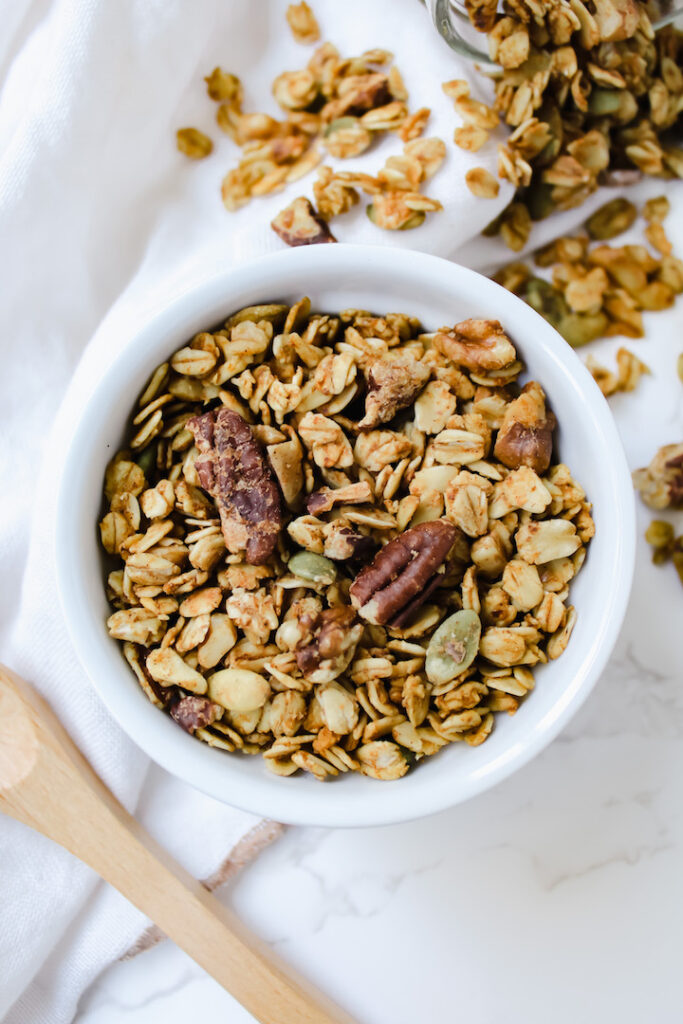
[1,0,680,1022]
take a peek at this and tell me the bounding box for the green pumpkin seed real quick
[556,311,609,347]
[525,183,556,221]
[588,89,622,115]
[135,443,157,477]
[523,277,569,328]
[426,609,481,686]
[288,550,337,585]
[586,198,637,240]
[645,520,674,550]
[324,116,360,137]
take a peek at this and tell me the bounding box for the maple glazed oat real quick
[100,301,593,781]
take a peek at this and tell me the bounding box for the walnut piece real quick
[358,355,431,430]
[187,408,282,564]
[349,519,456,625]
[632,443,683,509]
[435,319,517,372]
[271,197,336,247]
[493,382,556,474]
[295,606,364,683]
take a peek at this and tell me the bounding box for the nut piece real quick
[146,648,208,694]
[426,609,482,685]
[358,355,431,430]
[170,695,222,734]
[632,443,683,509]
[435,319,517,372]
[350,519,456,625]
[494,382,556,474]
[267,435,304,509]
[295,606,364,683]
[187,408,282,564]
[208,668,271,711]
[271,197,336,247]
[357,740,410,780]
[317,682,359,735]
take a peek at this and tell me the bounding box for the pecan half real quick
[358,355,431,430]
[170,695,222,734]
[295,606,364,683]
[633,443,683,509]
[349,519,456,625]
[493,381,556,474]
[434,319,517,372]
[187,408,282,564]
[271,197,336,247]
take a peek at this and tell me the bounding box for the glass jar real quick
[423,0,682,62]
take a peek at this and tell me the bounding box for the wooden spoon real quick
[0,665,356,1024]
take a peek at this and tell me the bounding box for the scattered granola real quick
[176,4,447,237]
[494,196,682,346]
[451,3,683,248]
[633,443,683,509]
[585,346,650,396]
[101,301,592,781]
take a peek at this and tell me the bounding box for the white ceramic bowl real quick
[56,245,635,827]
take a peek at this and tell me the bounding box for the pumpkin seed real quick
[556,312,609,347]
[425,609,482,686]
[324,116,360,137]
[586,198,637,240]
[288,550,337,585]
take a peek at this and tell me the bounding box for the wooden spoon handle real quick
[0,665,356,1024]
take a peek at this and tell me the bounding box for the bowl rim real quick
[55,244,635,827]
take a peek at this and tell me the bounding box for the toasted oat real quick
[465,167,500,199]
[286,2,320,44]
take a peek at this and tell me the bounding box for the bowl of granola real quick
[56,244,634,826]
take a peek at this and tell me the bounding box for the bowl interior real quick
[56,245,634,827]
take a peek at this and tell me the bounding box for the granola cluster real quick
[175,3,448,238]
[100,302,593,781]
[494,194,682,361]
[453,0,683,249]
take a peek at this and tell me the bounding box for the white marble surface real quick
[73,293,683,1024]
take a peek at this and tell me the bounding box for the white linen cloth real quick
[0,0,681,1021]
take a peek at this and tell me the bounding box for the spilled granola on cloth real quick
[100,302,593,781]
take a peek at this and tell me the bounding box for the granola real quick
[451,3,683,248]
[494,196,682,349]
[101,301,592,781]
